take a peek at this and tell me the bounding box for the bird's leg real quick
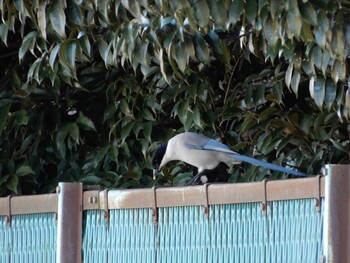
[185,171,206,186]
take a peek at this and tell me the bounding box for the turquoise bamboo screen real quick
[0,213,56,263]
[82,198,324,263]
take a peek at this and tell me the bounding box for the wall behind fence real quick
[1,170,344,263]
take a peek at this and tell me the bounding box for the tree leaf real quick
[67,0,83,25]
[283,40,294,60]
[142,108,155,121]
[194,34,209,63]
[345,88,350,118]
[244,85,253,106]
[332,27,345,58]
[331,60,345,83]
[193,106,202,127]
[314,28,326,49]
[78,33,91,57]
[121,122,135,142]
[49,44,61,68]
[207,0,227,29]
[228,0,244,26]
[9,69,21,89]
[263,17,279,47]
[321,50,330,75]
[313,78,325,109]
[206,30,222,55]
[68,122,80,143]
[6,174,19,194]
[0,23,8,45]
[0,174,10,187]
[56,124,70,157]
[80,175,102,184]
[301,23,314,42]
[325,79,336,110]
[15,109,28,125]
[37,1,47,40]
[98,38,113,66]
[16,165,35,176]
[317,10,329,32]
[159,48,170,83]
[122,0,141,18]
[193,0,209,28]
[329,139,347,153]
[143,122,152,142]
[287,13,302,38]
[175,42,187,73]
[94,146,110,167]
[270,0,280,20]
[14,0,28,21]
[309,76,315,99]
[140,138,149,157]
[290,70,300,96]
[0,104,10,135]
[285,63,293,88]
[76,112,96,131]
[185,37,195,58]
[19,31,37,61]
[66,41,77,73]
[300,2,317,26]
[245,0,257,25]
[311,46,322,70]
[49,1,66,38]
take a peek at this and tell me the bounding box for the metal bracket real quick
[202,184,210,217]
[261,179,268,213]
[55,186,61,221]
[152,186,158,224]
[314,175,322,212]
[5,195,11,227]
[103,189,109,222]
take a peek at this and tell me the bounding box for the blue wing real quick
[186,138,236,153]
[202,139,236,153]
[188,138,307,177]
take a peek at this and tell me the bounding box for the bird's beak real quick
[153,168,158,180]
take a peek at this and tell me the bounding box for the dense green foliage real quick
[0,0,349,196]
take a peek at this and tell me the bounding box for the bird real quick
[152,132,307,185]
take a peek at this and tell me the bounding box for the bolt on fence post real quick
[56,182,83,263]
[323,165,350,263]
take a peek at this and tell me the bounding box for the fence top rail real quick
[0,193,58,216]
[0,176,324,215]
[84,176,324,210]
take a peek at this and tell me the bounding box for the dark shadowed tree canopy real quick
[0,0,349,195]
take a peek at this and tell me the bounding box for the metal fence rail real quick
[0,164,348,263]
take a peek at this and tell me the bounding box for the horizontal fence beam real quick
[0,176,325,217]
[0,193,57,216]
[83,176,325,210]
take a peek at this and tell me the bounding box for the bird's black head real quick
[152,143,167,174]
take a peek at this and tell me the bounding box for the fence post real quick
[323,165,350,263]
[56,182,83,263]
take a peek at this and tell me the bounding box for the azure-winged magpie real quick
[152,132,307,184]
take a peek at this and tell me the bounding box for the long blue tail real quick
[198,138,307,177]
[230,153,307,176]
